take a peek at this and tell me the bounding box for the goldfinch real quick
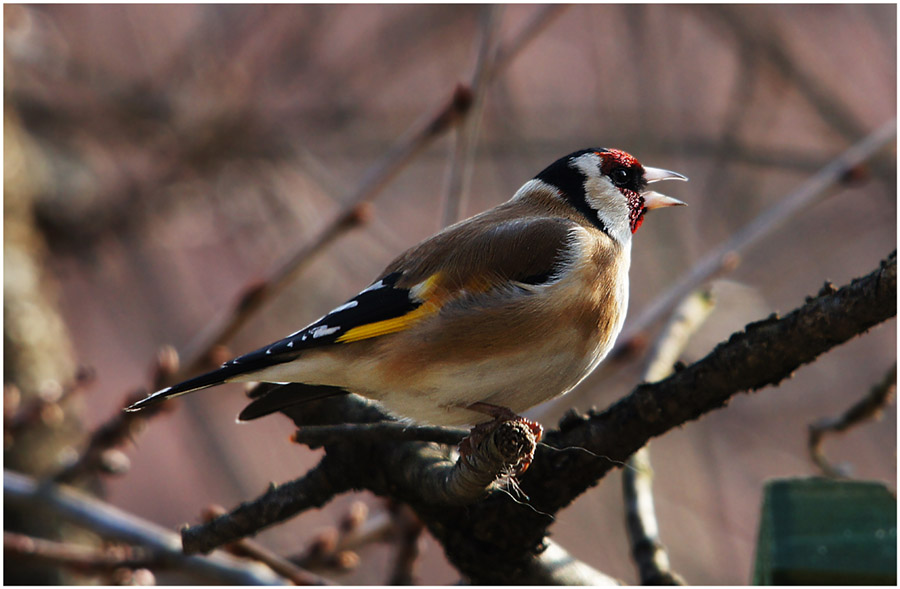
[127,148,687,435]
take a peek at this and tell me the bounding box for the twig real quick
[4,367,95,436]
[441,5,501,227]
[616,119,896,354]
[174,85,474,380]
[4,531,157,573]
[492,5,569,74]
[51,348,180,485]
[623,290,714,585]
[699,6,871,147]
[808,362,897,478]
[182,456,350,555]
[291,422,468,449]
[387,503,425,585]
[3,470,287,585]
[292,501,376,572]
[201,504,334,585]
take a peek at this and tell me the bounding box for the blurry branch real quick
[700,6,872,148]
[4,470,287,585]
[623,289,714,586]
[808,362,896,478]
[387,503,424,585]
[182,455,351,555]
[201,504,334,585]
[4,531,157,574]
[175,84,475,381]
[147,4,574,392]
[51,347,180,485]
[441,4,568,226]
[492,5,569,73]
[291,500,371,572]
[533,250,896,515]
[613,119,896,357]
[4,367,94,439]
[441,5,502,227]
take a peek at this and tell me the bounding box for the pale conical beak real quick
[642,190,687,210]
[643,166,689,183]
[642,166,687,210]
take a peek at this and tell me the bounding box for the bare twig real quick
[172,84,473,381]
[492,5,569,74]
[808,362,897,478]
[201,504,334,585]
[441,5,501,227]
[699,6,871,147]
[51,348,180,485]
[622,290,714,585]
[182,456,350,555]
[4,470,287,585]
[387,503,424,585]
[4,367,94,436]
[292,501,377,572]
[4,531,157,573]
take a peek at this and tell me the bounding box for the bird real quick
[127,148,687,453]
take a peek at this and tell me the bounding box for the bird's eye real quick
[611,168,631,187]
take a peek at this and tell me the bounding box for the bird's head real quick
[533,148,687,244]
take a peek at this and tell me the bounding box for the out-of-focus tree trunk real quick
[4,110,86,584]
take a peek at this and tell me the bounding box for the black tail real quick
[238,383,346,421]
[125,364,245,412]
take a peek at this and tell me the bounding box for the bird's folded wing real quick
[229,216,576,370]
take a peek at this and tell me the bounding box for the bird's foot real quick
[457,402,543,475]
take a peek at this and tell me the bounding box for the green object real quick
[753,478,896,585]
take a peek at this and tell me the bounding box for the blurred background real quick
[4,4,896,585]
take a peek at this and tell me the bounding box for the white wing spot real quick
[360,280,385,294]
[329,300,359,314]
[287,341,294,348]
[310,325,340,339]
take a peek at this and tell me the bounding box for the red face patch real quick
[595,148,643,178]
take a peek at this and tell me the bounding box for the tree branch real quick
[182,455,351,555]
[3,470,286,585]
[624,290,713,585]
[526,250,896,514]
[808,362,897,478]
[172,250,895,582]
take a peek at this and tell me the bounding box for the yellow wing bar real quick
[335,300,441,343]
[336,273,443,344]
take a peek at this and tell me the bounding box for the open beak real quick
[643,166,688,183]
[642,166,688,210]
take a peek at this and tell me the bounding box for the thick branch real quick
[526,250,896,513]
